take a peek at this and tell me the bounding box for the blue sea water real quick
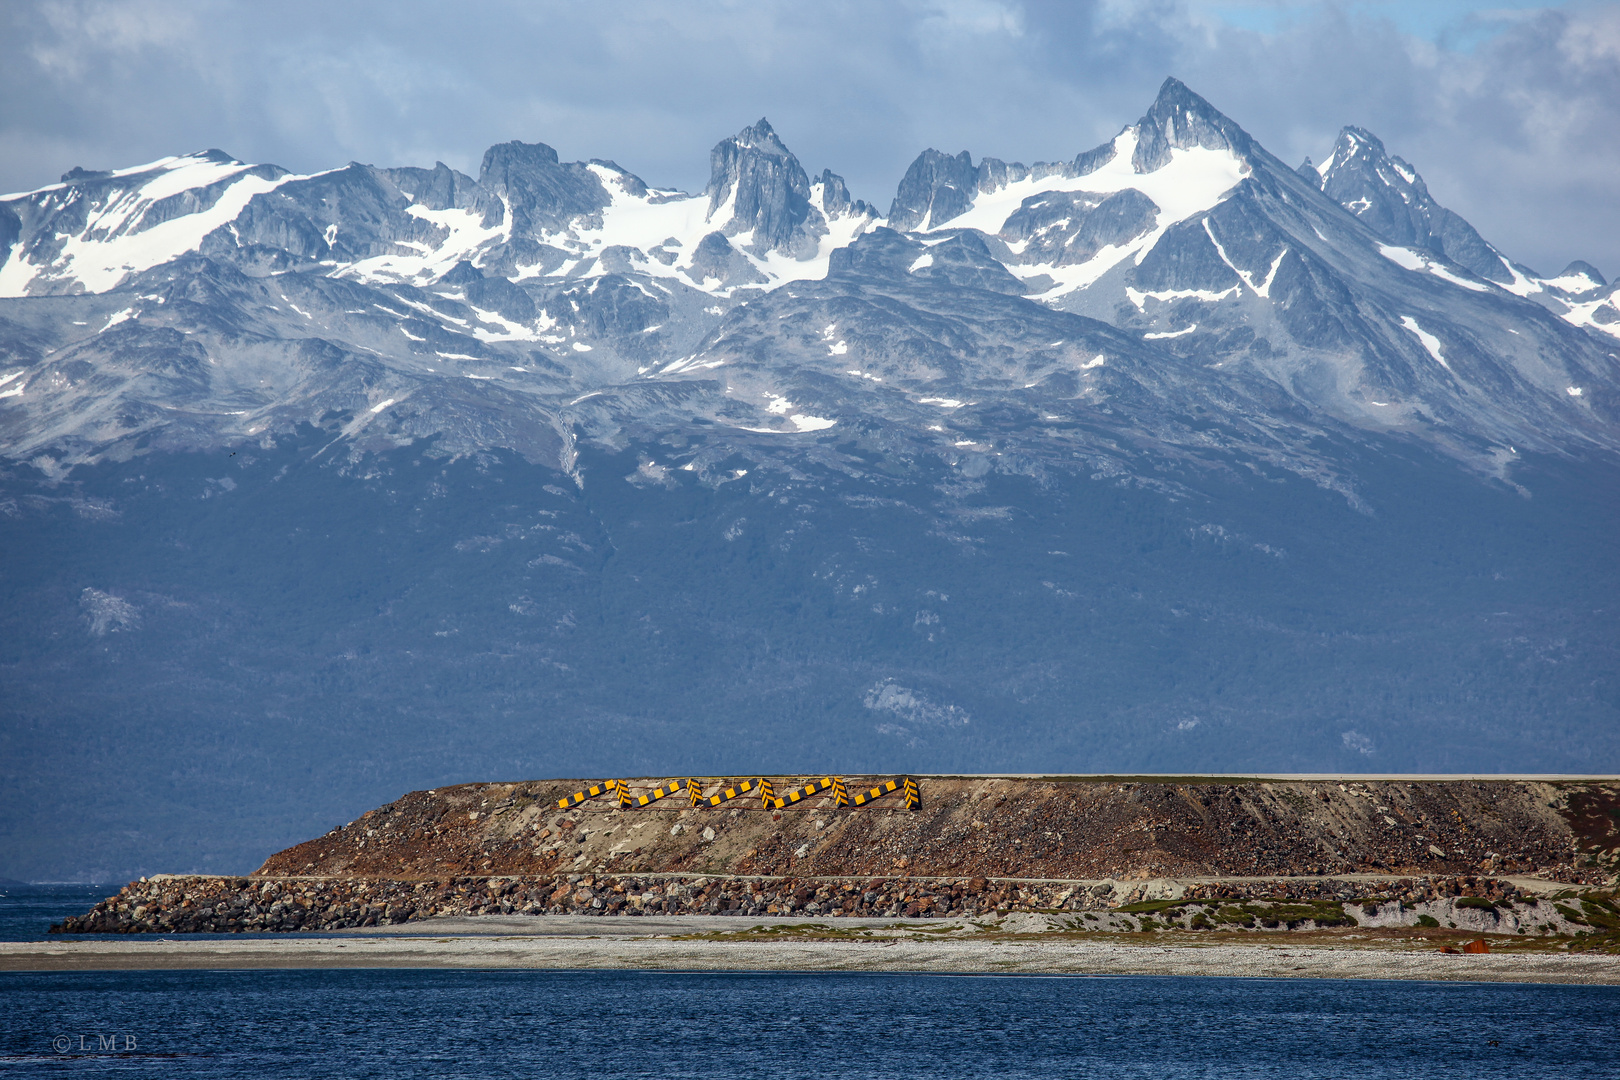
[1,969,1617,1078]
[0,884,121,942]
[4,887,1618,1077]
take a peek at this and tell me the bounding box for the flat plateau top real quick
[548,774,1620,783]
[952,774,1620,782]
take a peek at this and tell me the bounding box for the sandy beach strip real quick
[4,916,1617,984]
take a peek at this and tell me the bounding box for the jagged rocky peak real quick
[886,77,1255,234]
[887,149,978,231]
[1130,77,1254,172]
[476,139,617,237]
[1316,126,1419,193]
[706,118,817,254]
[813,168,872,219]
[1315,125,1510,283]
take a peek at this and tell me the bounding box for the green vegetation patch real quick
[1116,898,1201,914]
[1554,904,1588,925]
[1116,897,1353,930]
[1577,896,1620,931]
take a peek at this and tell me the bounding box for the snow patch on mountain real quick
[1400,316,1452,373]
[340,201,511,286]
[922,129,1243,235]
[512,164,876,296]
[920,128,1249,299]
[1541,268,1604,295]
[1377,245,1488,293]
[1126,285,1240,309]
[0,154,306,296]
[1556,295,1620,340]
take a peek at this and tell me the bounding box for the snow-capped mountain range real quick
[0,78,1615,482]
[7,79,1620,879]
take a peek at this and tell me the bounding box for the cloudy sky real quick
[3,0,1617,276]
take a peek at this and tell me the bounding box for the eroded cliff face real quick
[251,776,1618,883]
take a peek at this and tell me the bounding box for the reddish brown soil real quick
[252,776,1617,884]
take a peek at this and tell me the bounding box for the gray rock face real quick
[1130,77,1255,172]
[478,140,614,237]
[1314,126,1508,283]
[686,230,768,287]
[887,149,980,231]
[1001,189,1158,265]
[816,168,870,218]
[706,118,814,254]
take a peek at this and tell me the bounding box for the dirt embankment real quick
[253,776,1618,883]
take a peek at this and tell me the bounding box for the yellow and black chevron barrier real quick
[561,775,918,812]
[627,779,688,807]
[850,776,920,810]
[770,777,837,810]
[705,779,760,807]
[557,779,622,809]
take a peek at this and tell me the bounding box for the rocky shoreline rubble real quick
[50,871,1618,940]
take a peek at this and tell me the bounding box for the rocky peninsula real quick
[49,776,1620,944]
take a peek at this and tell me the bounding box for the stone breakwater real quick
[50,872,1605,935]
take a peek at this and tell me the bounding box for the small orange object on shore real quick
[1463,939,1490,954]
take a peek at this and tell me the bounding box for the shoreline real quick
[7,915,1620,984]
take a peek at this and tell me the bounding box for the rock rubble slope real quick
[253,776,1618,883]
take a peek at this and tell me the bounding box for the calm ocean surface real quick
[3,887,1617,1078]
[1,884,124,943]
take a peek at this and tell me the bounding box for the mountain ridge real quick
[1,77,1614,487]
[2,78,1617,882]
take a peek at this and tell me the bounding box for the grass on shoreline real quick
[669,920,1620,954]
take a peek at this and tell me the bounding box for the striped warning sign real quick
[628,779,687,808]
[557,779,622,809]
[850,778,900,806]
[830,777,849,807]
[687,779,706,807]
[758,778,776,808]
[705,779,759,807]
[850,776,920,809]
[770,777,836,810]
